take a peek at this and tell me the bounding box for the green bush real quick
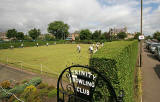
[48,89,57,98]
[37,83,48,89]
[47,85,55,90]
[0,77,42,98]
[38,88,49,97]
[90,40,138,102]
[22,85,42,102]
[22,85,37,98]
[21,79,28,84]
[0,41,55,49]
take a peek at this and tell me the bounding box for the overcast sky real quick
[0,0,160,35]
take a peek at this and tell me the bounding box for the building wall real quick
[0,32,8,41]
[67,33,79,41]
[109,26,127,36]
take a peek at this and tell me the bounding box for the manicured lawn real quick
[0,44,90,76]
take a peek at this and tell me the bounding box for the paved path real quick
[142,47,160,102]
[0,63,59,87]
[0,64,35,82]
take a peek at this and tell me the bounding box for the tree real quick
[153,31,160,40]
[92,30,101,40]
[145,35,152,40]
[103,32,111,40]
[16,32,24,40]
[100,33,105,40]
[47,21,69,40]
[157,36,160,41]
[6,29,17,39]
[117,32,127,39]
[24,35,32,41]
[80,29,92,40]
[45,34,55,41]
[28,28,41,40]
[134,32,141,39]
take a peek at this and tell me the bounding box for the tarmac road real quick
[142,46,160,102]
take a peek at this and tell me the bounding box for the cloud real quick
[143,5,160,33]
[0,0,159,35]
[144,0,160,4]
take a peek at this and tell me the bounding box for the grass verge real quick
[135,67,142,102]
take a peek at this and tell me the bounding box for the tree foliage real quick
[45,34,55,41]
[6,29,17,39]
[145,35,152,40]
[47,21,69,39]
[80,29,92,40]
[28,28,41,40]
[92,30,101,40]
[117,32,127,39]
[103,32,111,40]
[16,32,24,40]
[134,32,141,39]
[100,33,105,40]
[153,31,160,41]
[24,35,32,41]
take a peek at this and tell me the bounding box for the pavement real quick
[0,64,34,82]
[0,63,58,87]
[142,46,160,102]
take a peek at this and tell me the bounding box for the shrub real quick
[22,85,37,98]
[0,80,11,89]
[48,89,57,98]
[38,88,49,97]
[47,85,55,90]
[22,85,42,102]
[37,83,48,89]
[21,79,28,84]
[8,95,15,102]
[0,77,42,98]
[15,82,20,86]
[90,40,138,102]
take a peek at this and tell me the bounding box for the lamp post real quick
[140,0,143,67]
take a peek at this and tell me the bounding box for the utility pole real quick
[140,0,143,67]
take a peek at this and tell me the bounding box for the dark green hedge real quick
[0,40,110,49]
[0,40,69,49]
[90,40,138,102]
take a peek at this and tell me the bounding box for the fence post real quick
[41,64,43,74]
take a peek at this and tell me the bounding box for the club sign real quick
[70,70,96,96]
[57,65,120,102]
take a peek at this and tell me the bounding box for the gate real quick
[57,65,124,102]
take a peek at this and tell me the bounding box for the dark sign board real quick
[57,65,123,102]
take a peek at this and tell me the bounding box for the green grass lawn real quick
[0,44,90,76]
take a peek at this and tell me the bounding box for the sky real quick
[0,0,160,35]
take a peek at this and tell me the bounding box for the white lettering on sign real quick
[72,78,95,87]
[69,70,97,96]
[71,70,96,80]
[76,87,90,96]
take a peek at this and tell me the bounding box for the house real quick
[0,32,9,41]
[66,33,79,41]
[109,26,127,36]
[125,33,135,39]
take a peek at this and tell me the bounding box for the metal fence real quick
[0,56,59,77]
